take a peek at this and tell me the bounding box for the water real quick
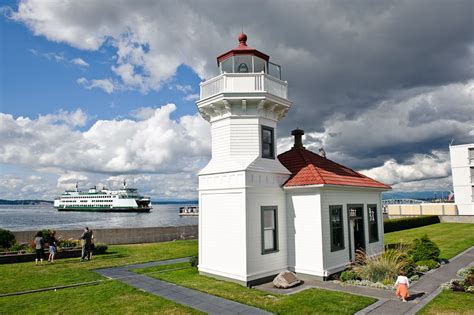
[0,204,198,231]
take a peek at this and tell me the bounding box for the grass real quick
[0,240,198,294]
[418,290,474,315]
[0,280,202,315]
[384,223,474,259]
[137,264,376,314]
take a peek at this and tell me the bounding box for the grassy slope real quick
[418,290,474,315]
[0,240,198,294]
[138,265,375,315]
[0,281,202,315]
[384,223,474,259]
[0,281,200,314]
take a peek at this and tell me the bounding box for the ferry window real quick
[330,205,344,252]
[261,126,275,159]
[368,205,379,243]
[261,206,278,254]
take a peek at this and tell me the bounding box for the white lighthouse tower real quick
[197,33,292,286]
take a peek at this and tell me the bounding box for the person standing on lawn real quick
[34,231,45,266]
[80,227,93,261]
[395,270,410,302]
[48,230,57,263]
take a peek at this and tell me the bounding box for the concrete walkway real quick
[256,246,474,315]
[95,258,271,315]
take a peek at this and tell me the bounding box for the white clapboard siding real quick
[320,187,384,273]
[245,186,288,281]
[199,190,247,280]
[286,189,325,276]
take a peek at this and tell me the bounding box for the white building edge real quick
[197,34,391,286]
[449,143,474,215]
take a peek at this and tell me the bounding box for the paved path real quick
[95,258,271,315]
[361,246,474,315]
[256,247,474,315]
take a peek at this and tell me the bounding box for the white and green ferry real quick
[54,181,151,212]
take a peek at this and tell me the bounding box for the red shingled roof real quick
[278,147,391,189]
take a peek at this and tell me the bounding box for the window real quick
[368,205,379,243]
[261,206,278,254]
[234,56,251,73]
[261,126,274,159]
[329,205,344,252]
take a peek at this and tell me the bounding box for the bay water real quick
[0,204,198,231]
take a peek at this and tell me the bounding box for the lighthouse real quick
[197,33,292,285]
[197,34,390,287]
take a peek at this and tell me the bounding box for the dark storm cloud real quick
[8,0,474,191]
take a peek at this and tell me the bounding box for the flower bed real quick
[441,266,474,293]
[338,235,442,290]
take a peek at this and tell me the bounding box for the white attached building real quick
[197,34,391,286]
[450,143,474,215]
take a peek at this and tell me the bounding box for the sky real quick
[0,0,473,200]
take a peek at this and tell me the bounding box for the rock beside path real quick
[273,271,301,289]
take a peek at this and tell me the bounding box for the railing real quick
[200,73,288,100]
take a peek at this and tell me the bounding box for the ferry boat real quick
[54,181,151,212]
[179,205,199,216]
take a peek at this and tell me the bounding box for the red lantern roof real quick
[216,33,270,65]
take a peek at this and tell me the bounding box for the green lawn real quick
[0,240,198,294]
[136,264,376,314]
[384,223,474,259]
[418,290,474,315]
[0,281,202,315]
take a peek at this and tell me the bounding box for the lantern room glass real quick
[219,56,280,79]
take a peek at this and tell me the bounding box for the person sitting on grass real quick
[395,270,410,302]
[34,231,45,266]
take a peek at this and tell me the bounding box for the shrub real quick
[409,235,440,262]
[384,216,439,233]
[352,244,412,283]
[415,265,429,273]
[415,259,440,270]
[58,239,80,249]
[189,255,198,267]
[92,243,108,254]
[8,242,30,253]
[340,270,359,282]
[0,229,16,249]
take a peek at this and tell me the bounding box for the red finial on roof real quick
[238,33,248,47]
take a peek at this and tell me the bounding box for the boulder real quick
[273,271,301,289]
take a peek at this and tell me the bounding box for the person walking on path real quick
[80,227,93,261]
[34,231,45,266]
[395,270,410,302]
[48,230,58,263]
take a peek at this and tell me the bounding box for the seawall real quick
[13,225,198,245]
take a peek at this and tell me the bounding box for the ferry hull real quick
[56,207,151,213]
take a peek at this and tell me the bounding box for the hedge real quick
[384,215,440,233]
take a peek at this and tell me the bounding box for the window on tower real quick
[261,126,274,159]
[261,206,278,254]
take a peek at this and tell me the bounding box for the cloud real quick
[0,104,210,175]
[175,84,193,93]
[183,93,199,101]
[359,150,451,186]
[6,0,474,194]
[77,77,116,94]
[70,57,89,67]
